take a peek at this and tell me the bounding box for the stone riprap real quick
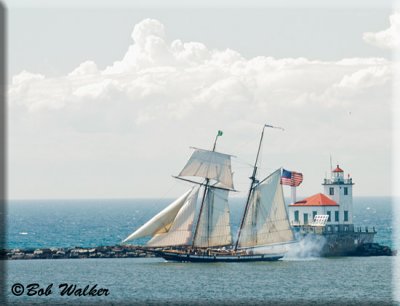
[1,245,156,260]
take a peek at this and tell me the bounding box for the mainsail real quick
[193,188,232,247]
[178,148,234,190]
[122,187,199,246]
[237,169,294,248]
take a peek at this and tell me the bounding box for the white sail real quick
[178,148,234,190]
[237,169,294,248]
[147,187,199,247]
[122,188,194,243]
[193,188,232,247]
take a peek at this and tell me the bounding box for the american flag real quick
[281,169,303,187]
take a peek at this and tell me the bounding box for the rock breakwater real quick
[1,243,395,260]
[1,245,156,260]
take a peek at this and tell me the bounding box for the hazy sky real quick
[6,1,398,199]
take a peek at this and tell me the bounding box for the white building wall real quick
[289,205,340,226]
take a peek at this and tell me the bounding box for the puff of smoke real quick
[283,234,326,260]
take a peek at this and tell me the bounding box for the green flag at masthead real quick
[217,130,223,136]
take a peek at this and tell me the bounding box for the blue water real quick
[5,197,394,249]
[6,257,393,305]
[4,197,396,304]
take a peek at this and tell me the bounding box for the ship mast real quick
[192,130,223,248]
[234,124,284,251]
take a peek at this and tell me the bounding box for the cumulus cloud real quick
[363,11,400,50]
[68,61,99,77]
[8,18,393,198]
[9,18,391,119]
[334,66,391,90]
[12,70,45,85]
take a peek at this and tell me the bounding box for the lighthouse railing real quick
[322,178,353,185]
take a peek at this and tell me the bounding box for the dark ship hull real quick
[155,250,283,262]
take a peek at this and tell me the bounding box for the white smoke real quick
[283,234,326,260]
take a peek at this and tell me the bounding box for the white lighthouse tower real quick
[322,165,354,231]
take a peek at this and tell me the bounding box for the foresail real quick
[122,188,193,243]
[193,188,232,247]
[147,187,199,247]
[178,148,234,190]
[237,169,294,248]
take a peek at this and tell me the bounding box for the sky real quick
[6,1,399,199]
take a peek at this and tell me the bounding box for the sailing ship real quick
[122,125,296,262]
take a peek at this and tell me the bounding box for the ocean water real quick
[6,257,393,305]
[4,197,396,304]
[4,197,394,249]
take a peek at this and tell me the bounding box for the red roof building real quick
[288,164,354,228]
[332,165,344,173]
[289,193,338,207]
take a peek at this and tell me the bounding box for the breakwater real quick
[1,245,156,260]
[353,242,395,256]
[1,242,395,260]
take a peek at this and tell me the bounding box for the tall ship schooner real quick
[122,125,296,262]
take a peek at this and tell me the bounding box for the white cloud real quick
[68,60,99,77]
[72,79,122,100]
[9,18,391,118]
[334,66,391,90]
[363,11,400,50]
[8,18,393,198]
[12,70,45,85]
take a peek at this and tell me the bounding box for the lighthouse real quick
[289,164,355,233]
[322,165,354,231]
[286,165,384,256]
